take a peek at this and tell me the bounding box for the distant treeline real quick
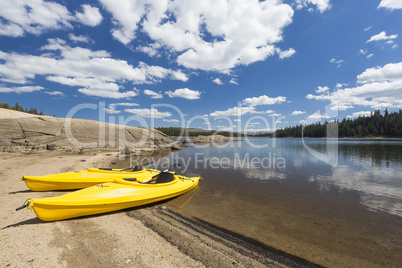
[275,109,402,138]
[0,101,44,115]
[156,127,245,137]
[158,109,401,138]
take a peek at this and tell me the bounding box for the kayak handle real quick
[16,204,26,211]
[16,200,29,211]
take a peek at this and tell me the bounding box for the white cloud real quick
[0,39,188,98]
[144,89,163,99]
[163,119,179,123]
[229,78,239,85]
[306,61,402,110]
[364,26,372,31]
[358,49,367,55]
[330,58,344,68]
[105,102,139,114]
[210,106,257,117]
[215,125,238,132]
[357,61,402,83]
[367,54,374,59]
[0,0,72,37]
[212,78,223,85]
[329,103,354,111]
[165,88,201,100]
[0,86,43,94]
[278,48,296,59]
[378,0,402,10]
[306,112,331,119]
[349,111,372,118]
[78,88,138,99]
[269,113,282,117]
[335,83,348,89]
[104,108,121,114]
[265,110,274,114]
[44,90,64,96]
[74,4,103,27]
[291,110,306,116]
[0,1,102,37]
[100,0,294,72]
[125,108,172,118]
[99,0,150,45]
[112,102,139,107]
[0,22,24,37]
[171,70,189,82]
[315,86,329,93]
[367,31,398,43]
[137,43,162,58]
[242,95,286,106]
[69,33,92,43]
[295,0,332,13]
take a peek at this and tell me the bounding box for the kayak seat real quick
[99,168,113,171]
[123,178,137,182]
[131,165,143,172]
[155,172,174,184]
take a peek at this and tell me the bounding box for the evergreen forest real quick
[0,101,44,116]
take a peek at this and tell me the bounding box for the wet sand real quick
[0,150,319,267]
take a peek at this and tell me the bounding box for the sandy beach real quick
[0,149,318,268]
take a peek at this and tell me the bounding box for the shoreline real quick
[0,149,318,267]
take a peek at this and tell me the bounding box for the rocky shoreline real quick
[192,134,242,144]
[1,109,244,155]
[0,108,187,155]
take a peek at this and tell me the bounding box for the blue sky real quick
[0,0,401,132]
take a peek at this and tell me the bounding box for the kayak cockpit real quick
[116,172,176,186]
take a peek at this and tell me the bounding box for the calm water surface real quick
[137,138,402,267]
[168,138,402,216]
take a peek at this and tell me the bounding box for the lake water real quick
[133,138,402,267]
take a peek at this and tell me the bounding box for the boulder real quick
[46,144,57,151]
[192,134,240,144]
[0,108,174,150]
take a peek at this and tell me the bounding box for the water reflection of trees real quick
[338,143,402,168]
[274,139,402,168]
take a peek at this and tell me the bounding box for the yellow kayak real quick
[17,172,201,221]
[21,167,161,191]
[87,165,148,174]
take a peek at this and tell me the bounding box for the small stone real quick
[171,144,181,150]
[46,144,57,151]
